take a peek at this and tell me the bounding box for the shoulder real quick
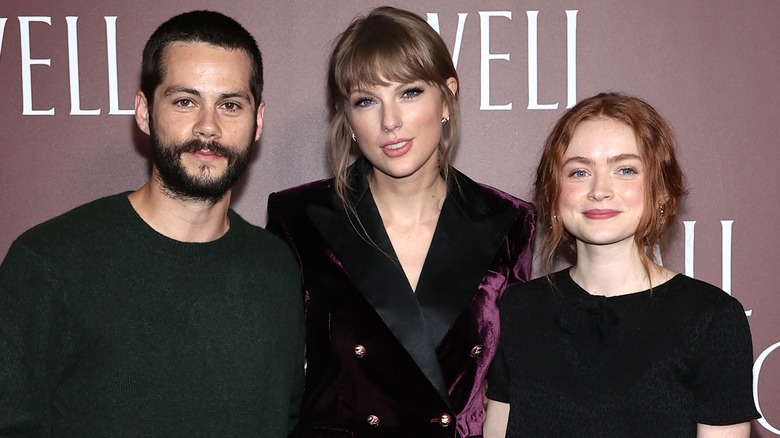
[225,214,303,313]
[477,181,534,215]
[660,274,746,313]
[265,179,337,243]
[229,210,298,265]
[450,169,535,222]
[500,272,560,306]
[268,178,334,209]
[12,192,131,253]
[651,275,750,343]
[455,170,533,211]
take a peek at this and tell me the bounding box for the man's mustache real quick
[177,139,236,160]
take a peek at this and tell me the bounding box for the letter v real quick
[426,13,468,68]
[0,18,7,60]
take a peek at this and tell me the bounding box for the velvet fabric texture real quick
[267,159,534,437]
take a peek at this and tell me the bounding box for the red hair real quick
[534,92,686,279]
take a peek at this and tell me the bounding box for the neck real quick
[570,239,661,297]
[368,167,447,225]
[127,176,232,243]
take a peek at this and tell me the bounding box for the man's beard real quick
[149,127,254,205]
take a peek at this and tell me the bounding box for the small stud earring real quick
[351,132,357,142]
[441,116,450,124]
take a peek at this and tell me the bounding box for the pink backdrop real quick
[1,1,778,433]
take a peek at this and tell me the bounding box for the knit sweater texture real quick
[487,268,760,437]
[0,192,305,437]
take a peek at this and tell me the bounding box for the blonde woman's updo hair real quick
[327,6,460,210]
[534,92,686,280]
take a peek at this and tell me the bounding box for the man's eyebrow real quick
[163,86,201,97]
[218,91,252,102]
[162,87,252,102]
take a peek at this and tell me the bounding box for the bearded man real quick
[0,11,304,437]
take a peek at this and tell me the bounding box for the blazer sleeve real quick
[266,192,294,251]
[505,202,536,289]
[267,190,310,275]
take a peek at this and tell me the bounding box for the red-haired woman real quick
[484,92,759,437]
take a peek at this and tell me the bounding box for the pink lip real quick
[190,149,223,162]
[380,138,412,158]
[583,209,620,220]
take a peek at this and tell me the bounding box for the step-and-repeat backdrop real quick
[1,0,778,433]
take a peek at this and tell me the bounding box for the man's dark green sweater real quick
[0,193,304,437]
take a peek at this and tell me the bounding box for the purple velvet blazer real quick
[267,160,534,437]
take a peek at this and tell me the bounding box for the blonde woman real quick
[267,7,534,437]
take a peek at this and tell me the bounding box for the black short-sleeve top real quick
[487,268,760,437]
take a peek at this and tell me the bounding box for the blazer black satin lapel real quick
[416,174,518,347]
[305,170,452,402]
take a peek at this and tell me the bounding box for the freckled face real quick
[135,41,263,202]
[346,79,454,182]
[558,118,646,250]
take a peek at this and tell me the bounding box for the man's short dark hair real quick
[141,10,263,109]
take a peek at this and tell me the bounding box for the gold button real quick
[366,414,380,427]
[470,345,483,357]
[439,413,452,427]
[353,344,366,358]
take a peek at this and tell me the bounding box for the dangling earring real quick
[351,132,357,142]
[659,203,666,225]
[441,116,450,124]
[551,213,558,229]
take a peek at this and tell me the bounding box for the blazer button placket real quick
[431,413,453,428]
[366,414,380,427]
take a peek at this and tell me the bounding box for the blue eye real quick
[570,170,588,178]
[353,97,373,108]
[403,87,423,98]
[618,167,637,175]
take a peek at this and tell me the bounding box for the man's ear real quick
[254,101,265,141]
[135,91,151,135]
